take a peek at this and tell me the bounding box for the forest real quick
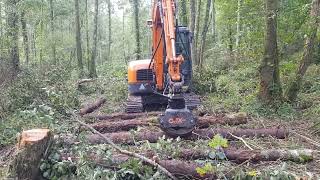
[0,0,320,179]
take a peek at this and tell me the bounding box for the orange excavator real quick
[126,0,200,136]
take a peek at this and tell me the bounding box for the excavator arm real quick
[151,0,196,136]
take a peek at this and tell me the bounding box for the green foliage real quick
[208,134,228,149]
[0,105,54,146]
[196,163,215,177]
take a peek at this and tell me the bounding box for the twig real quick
[228,132,254,150]
[71,112,177,180]
[291,130,320,148]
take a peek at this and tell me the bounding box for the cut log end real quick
[7,129,53,180]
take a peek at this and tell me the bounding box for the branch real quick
[71,112,177,180]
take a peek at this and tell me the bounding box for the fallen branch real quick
[291,130,320,148]
[77,79,96,86]
[87,127,288,145]
[72,113,177,180]
[89,115,248,133]
[79,98,106,116]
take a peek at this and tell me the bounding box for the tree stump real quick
[7,129,53,180]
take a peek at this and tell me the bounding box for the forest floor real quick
[0,62,320,179]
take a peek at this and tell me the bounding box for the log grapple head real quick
[159,97,197,136]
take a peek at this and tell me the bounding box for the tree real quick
[194,0,202,66]
[235,0,242,49]
[286,0,320,101]
[49,0,56,64]
[189,0,196,64]
[258,0,282,103]
[132,0,141,60]
[106,0,112,62]
[74,0,83,77]
[85,0,90,72]
[210,0,216,43]
[198,0,212,67]
[6,0,20,75]
[89,0,99,78]
[21,9,30,65]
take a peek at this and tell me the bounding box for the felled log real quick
[87,127,288,145]
[176,148,314,163]
[7,129,53,180]
[90,115,248,133]
[85,111,161,121]
[79,97,106,116]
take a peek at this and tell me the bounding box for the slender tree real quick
[194,0,202,66]
[235,0,242,49]
[6,0,20,75]
[74,0,83,77]
[106,0,112,61]
[49,0,57,64]
[21,10,30,65]
[258,0,282,103]
[189,0,196,64]
[85,0,90,72]
[210,0,216,43]
[198,0,212,67]
[286,0,320,101]
[132,0,141,60]
[89,0,99,78]
[0,2,3,57]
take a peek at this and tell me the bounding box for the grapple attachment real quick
[159,97,197,136]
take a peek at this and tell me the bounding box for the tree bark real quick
[88,127,288,145]
[106,0,112,62]
[49,0,57,64]
[6,0,20,76]
[235,0,242,49]
[258,0,282,103]
[85,0,90,72]
[84,111,161,121]
[194,0,202,66]
[79,97,106,116]
[286,0,320,102]
[198,0,212,67]
[189,0,196,64]
[211,0,216,43]
[89,0,99,78]
[132,0,141,60]
[20,10,30,65]
[75,0,84,77]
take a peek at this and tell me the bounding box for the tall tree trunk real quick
[106,0,111,62]
[258,0,282,103]
[6,0,20,76]
[21,10,30,65]
[89,0,98,78]
[85,0,90,72]
[39,0,44,65]
[49,0,57,64]
[132,0,141,60]
[0,2,3,57]
[189,0,196,65]
[286,0,320,101]
[75,0,83,77]
[198,0,212,67]
[179,0,188,25]
[211,0,216,43]
[235,0,242,49]
[194,0,202,66]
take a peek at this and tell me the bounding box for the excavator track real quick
[125,95,144,113]
[125,93,201,113]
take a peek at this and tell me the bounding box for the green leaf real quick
[208,134,228,149]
